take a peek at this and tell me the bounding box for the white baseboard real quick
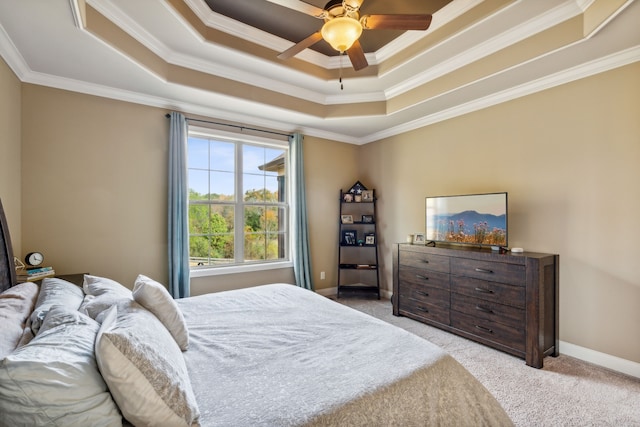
[559,340,640,379]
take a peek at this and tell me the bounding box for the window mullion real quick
[235,143,244,264]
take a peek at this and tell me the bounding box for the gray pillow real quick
[0,281,39,358]
[30,277,84,335]
[0,305,122,426]
[79,275,132,320]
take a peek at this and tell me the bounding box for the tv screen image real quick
[425,192,507,247]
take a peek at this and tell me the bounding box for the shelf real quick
[338,284,380,297]
[341,201,374,204]
[339,264,377,270]
[338,185,380,300]
[340,221,376,225]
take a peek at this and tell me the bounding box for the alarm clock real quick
[25,252,44,267]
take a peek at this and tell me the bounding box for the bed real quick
[0,198,513,426]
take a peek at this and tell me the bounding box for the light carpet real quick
[338,297,640,427]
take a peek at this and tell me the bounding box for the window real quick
[187,127,289,270]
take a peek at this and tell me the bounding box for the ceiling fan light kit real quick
[321,16,363,52]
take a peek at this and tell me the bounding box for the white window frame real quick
[187,126,293,277]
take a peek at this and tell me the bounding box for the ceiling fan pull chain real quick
[339,52,344,90]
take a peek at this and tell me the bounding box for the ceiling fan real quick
[269,0,433,71]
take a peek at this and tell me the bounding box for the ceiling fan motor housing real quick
[324,0,360,20]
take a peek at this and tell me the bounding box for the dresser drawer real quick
[399,250,450,273]
[399,298,450,325]
[451,311,525,352]
[451,275,525,308]
[399,282,450,309]
[399,266,450,290]
[451,292,524,326]
[451,258,525,285]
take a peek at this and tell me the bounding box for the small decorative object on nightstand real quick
[25,251,44,267]
[15,252,86,286]
[16,252,56,282]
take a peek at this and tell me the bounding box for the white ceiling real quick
[0,0,639,144]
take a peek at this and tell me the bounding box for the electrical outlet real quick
[320,271,325,280]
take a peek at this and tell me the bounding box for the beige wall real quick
[4,55,638,366]
[17,84,359,296]
[359,62,640,364]
[304,136,360,290]
[20,85,169,286]
[0,58,22,256]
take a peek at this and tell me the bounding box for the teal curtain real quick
[168,112,190,298]
[289,133,313,290]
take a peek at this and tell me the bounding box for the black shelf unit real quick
[338,182,380,299]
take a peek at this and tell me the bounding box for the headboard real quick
[0,198,17,292]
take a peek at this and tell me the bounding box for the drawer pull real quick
[417,306,429,313]
[475,325,493,333]
[474,268,494,274]
[475,305,494,314]
[422,259,430,264]
[474,287,494,294]
[415,274,429,281]
[417,291,429,297]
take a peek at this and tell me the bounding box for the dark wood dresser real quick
[392,243,558,368]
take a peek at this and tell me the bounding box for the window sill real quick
[190,261,293,278]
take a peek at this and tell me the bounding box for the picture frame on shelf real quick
[341,230,357,246]
[413,233,426,244]
[361,190,373,201]
[341,214,354,224]
[364,233,375,245]
[343,193,354,203]
[361,215,374,223]
[354,195,362,202]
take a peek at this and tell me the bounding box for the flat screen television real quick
[425,192,508,248]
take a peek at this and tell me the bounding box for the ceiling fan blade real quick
[263,0,326,18]
[347,40,368,71]
[361,14,433,31]
[277,31,324,60]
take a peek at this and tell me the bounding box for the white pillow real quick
[83,274,131,297]
[96,303,200,427]
[133,274,189,350]
[0,305,122,426]
[79,275,132,320]
[30,277,84,335]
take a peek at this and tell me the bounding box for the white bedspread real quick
[177,284,512,426]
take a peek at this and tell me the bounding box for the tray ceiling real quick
[0,0,638,144]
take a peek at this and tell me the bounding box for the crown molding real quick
[2,2,637,146]
[0,23,29,80]
[3,12,637,147]
[375,0,483,64]
[364,46,640,144]
[385,0,585,99]
[185,0,332,69]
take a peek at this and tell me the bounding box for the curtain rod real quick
[165,114,293,138]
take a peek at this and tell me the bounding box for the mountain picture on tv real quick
[426,193,507,246]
